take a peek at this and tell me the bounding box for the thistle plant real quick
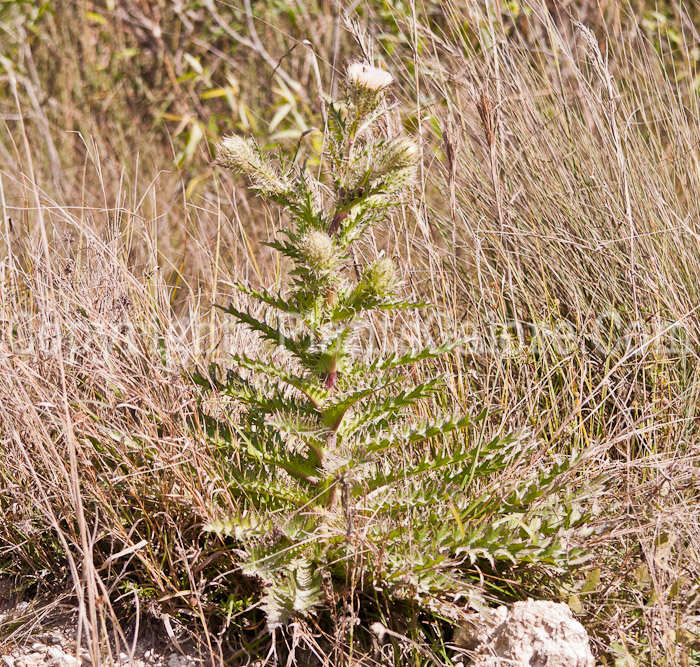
[201,61,584,632]
[212,62,467,474]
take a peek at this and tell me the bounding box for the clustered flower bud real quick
[302,169,324,216]
[345,61,393,117]
[217,135,290,197]
[339,137,420,208]
[380,165,418,195]
[380,137,420,170]
[363,256,399,297]
[298,231,338,274]
[370,137,420,194]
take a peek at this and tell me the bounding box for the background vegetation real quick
[0,0,699,665]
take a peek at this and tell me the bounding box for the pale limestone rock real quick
[463,599,595,667]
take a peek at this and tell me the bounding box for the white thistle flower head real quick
[346,62,393,92]
[298,231,338,273]
[345,61,393,119]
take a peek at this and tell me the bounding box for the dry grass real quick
[1,0,699,665]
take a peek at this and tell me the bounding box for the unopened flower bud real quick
[381,165,418,194]
[385,137,420,169]
[369,137,420,193]
[217,135,259,173]
[363,256,398,297]
[216,135,290,197]
[299,231,338,273]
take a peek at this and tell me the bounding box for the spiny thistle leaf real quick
[218,370,316,418]
[264,453,322,484]
[228,282,299,316]
[257,557,323,631]
[363,436,510,493]
[229,353,329,407]
[339,376,445,438]
[367,340,467,370]
[218,304,313,366]
[367,414,473,455]
[332,296,428,321]
[319,375,405,431]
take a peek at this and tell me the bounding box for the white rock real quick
[169,656,201,667]
[46,651,80,667]
[46,647,64,660]
[17,653,44,667]
[455,606,508,650]
[467,599,595,667]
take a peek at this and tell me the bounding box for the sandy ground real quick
[0,579,204,667]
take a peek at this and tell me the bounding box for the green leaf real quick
[580,567,600,594]
[340,376,445,438]
[217,304,313,367]
[368,340,466,370]
[367,414,473,455]
[229,353,329,407]
[332,296,428,321]
[319,373,402,430]
[264,454,321,485]
[363,438,501,492]
[229,282,300,316]
[269,103,293,133]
